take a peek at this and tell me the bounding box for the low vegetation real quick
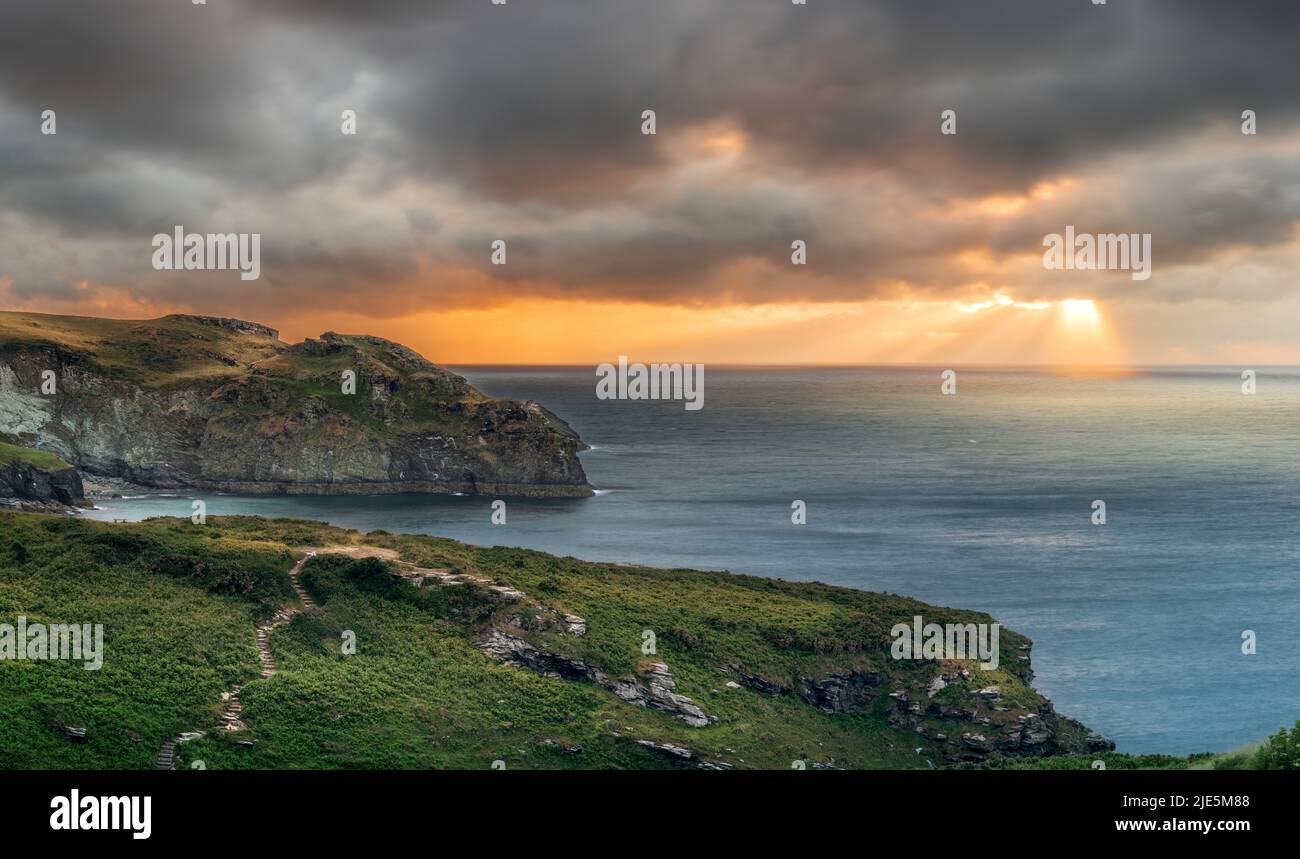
[3,510,1280,770]
[0,440,70,472]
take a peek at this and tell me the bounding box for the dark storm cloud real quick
[2,0,1300,309]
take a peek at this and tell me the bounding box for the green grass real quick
[977,752,1194,770]
[0,441,70,472]
[0,311,481,442]
[0,311,280,388]
[0,515,285,767]
[0,511,1130,770]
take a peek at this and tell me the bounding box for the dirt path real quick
[304,544,400,562]
[157,553,317,764]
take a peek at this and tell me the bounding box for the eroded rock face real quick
[0,460,88,509]
[889,677,1116,764]
[799,671,883,714]
[613,662,713,728]
[636,740,696,761]
[476,630,714,727]
[723,639,1109,764]
[477,629,597,682]
[0,316,591,497]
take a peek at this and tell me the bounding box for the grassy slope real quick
[0,311,484,441]
[2,511,1267,770]
[240,346,473,439]
[0,311,280,388]
[1,511,1072,770]
[0,441,70,472]
[0,514,287,767]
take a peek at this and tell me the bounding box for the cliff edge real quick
[0,440,89,511]
[0,312,591,497]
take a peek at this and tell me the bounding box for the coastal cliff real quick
[0,440,88,512]
[0,312,591,497]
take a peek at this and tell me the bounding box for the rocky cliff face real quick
[0,459,87,510]
[0,313,591,497]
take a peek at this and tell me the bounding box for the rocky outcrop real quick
[478,629,598,682]
[799,670,883,714]
[725,643,1109,764]
[607,662,712,728]
[0,459,88,511]
[886,672,1115,764]
[0,313,591,497]
[732,666,886,715]
[476,630,714,727]
[635,739,697,761]
[728,664,791,696]
[630,739,733,769]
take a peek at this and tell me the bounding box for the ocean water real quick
[84,366,1300,756]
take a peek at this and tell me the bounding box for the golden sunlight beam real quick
[1061,298,1100,324]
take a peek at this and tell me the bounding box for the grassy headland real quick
[1,510,1109,769]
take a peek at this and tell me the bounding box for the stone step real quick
[160,558,319,761]
[153,740,177,770]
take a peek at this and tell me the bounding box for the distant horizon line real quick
[444,362,1299,369]
[3,310,1292,370]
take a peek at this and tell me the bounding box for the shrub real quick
[1251,722,1300,770]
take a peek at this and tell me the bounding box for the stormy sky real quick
[2,0,1300,363]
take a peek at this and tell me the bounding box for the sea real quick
[83,365,1300,756]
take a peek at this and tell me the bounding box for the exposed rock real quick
[883,657,1104,762]
[628,662,713,728]
[561,613,587,636]
[998,713,1053,753]
[926,701,975,721]
[799,670,882,714]
[476,629,595,682]
[0,312,591,498]
[729,665,790,697]
[476,631,714,727]
[634,738,696,758]
[0,459,89,509]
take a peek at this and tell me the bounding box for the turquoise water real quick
[85,366,1300,755]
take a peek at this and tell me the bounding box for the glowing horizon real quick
[5,3,1300,368]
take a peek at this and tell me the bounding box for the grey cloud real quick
[2,0,1300,310]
